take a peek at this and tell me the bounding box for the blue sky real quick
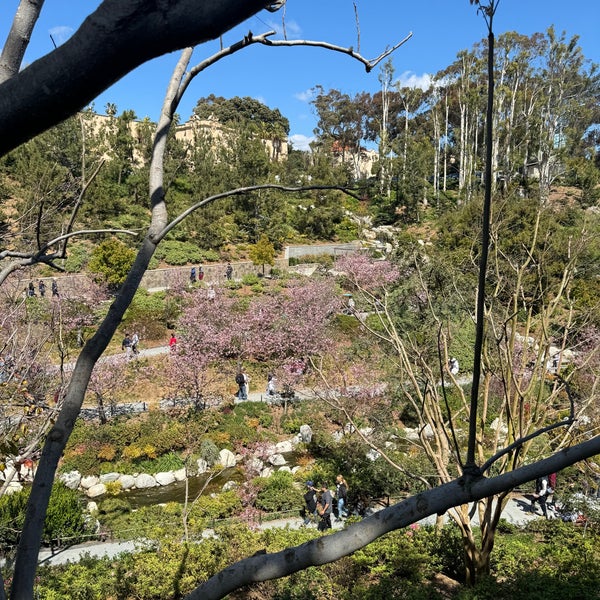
[2,1,599,150]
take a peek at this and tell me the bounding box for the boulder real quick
[246,458,264,473]
[4,481,23,495]
[155,471,176,486]
[366,449,381,461]
[299,424,312,443]
[86,501,99,514]
[86,483,107,498]
[275,440,294,454]
[135,473,157,489]
[59,470,82,490]
[218,449,237,468]
[80,475,99,489]
[173,468,187,482]
[268,453,286,466]
[278,466,292,473]
[196,458,209,474]
[222,480,238,491]
[261,467,274,478]
[99,472,120,484]
[118,474,136,490]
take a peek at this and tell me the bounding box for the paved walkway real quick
[33,494,542,567]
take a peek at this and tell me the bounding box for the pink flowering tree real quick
[168,288,248,408]
[168,278,342,406]
[86,356,130,424]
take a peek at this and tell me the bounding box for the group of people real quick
[27,279,59,298]
[190,263,234,284]
[302,475,349,531]
[189,266,205,284]
[121,332,140,358]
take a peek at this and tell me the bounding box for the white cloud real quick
[288,134,314,152]
[294,88,316,103]
[49,26,73,46]
[263,17,302,39]
[396,71,434,90]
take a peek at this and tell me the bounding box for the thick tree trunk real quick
[0,0,273,156]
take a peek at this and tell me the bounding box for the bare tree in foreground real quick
[0,1,598,599]
[1,2,411,598]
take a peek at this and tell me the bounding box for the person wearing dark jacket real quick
[302,481,317,526]
[317,482,333,531]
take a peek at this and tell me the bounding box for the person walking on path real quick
[27,282,36,297]
[198,266,204,281]
[190,266,197,284]
[235,369,247,400]
[302,481,318,526]
[317,482,333,531]
[266,373,276,396]
[225,262,233,280]
[121,333,133,359]
[531,474,550,518]
[131,332,140,356]
[38,280,46,297]
[169,331,177,352]
[51,279,59,297]
[335,474,349,520]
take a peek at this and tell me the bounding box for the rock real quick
[299,424,313,443]
[366,449,380,461]
[155,471,176,486]
[261,467,274,478]
[60,470,82,490]
[86,483,107,498]
[403,427,419,441]
[173,468,187,481]
[331,431,344,443]
[86,501,98,513]
[118,474,136,490]
[275,440,294,454]
[246,458,264,473]
[222,480,238,491]
[490,417,508,435]
[80,475,99,489]
[99,472,120,484]
[4,481,22,495]
[278,466,292,473]
[268,453,286,466]
[196,458,209,474]
[218,449,237,468]
[422,424,434,439]
[291,466,301,474]
[135,473,157,489]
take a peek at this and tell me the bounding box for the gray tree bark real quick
[0,0,273,155]
[185,437,600,600]
[0,0,45,83]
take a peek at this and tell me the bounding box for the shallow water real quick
[120,468,242,508]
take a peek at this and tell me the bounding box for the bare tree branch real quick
[0,0,277,155]
[186,434,600,600]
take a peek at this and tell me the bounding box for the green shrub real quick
[153,241,219,266]
[242,273,261,286]
[122,289,170,339]
[64,241,93,273]
[44,482,90,545]
[0,488,28,548]
[88,238,136,289]
[255,470,302,512]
